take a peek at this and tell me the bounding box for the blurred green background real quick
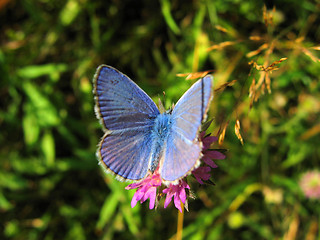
[1,0,320,239]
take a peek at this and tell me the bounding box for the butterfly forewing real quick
[160,75,214,182]
[93,65,160,180]
[94,65,160,131]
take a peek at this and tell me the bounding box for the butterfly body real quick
[149,112,173,172]
[93,65,213,184]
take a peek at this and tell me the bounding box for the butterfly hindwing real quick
[93,65,160,180]
[160,75,214,182]
[99,127,154,180]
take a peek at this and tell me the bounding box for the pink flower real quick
[125,172,162,209]
[163,180,190,213]
[192,132,225,184]
[192,166,211,184]
[202,151,225,168]
[299,170,320,200]
[200,132,218,151]
[125,129,226,211]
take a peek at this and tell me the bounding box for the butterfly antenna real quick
[158,91,166,113]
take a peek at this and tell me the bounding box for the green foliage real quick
[1,0,319,239]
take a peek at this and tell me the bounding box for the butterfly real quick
[93,65,213,184]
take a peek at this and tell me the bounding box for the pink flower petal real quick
[163,181,190,212]
[205,150,225,159]
[137,188,146,199]
[194,176,204,184]
[201,133,218,150]
[125,182,141,189]
[193,166,211,184]
[202,156,218,168]
[202,136,218,146]
[199,132,206,139]
[180,181,189,189]
[163,192,173,208]
[126,172,162,209]
[147,188,157,209]
[131,198,138,208]
[131,191,143,208]
[174,194,182,212]
[179,188,187,204]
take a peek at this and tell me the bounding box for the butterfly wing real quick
[160,75,214,182]
[93,65,160,180]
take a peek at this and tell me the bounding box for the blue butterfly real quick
[93,65,213,184]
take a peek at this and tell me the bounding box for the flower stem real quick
[176,202,184,240]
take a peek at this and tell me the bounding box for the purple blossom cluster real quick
[125,131,225,212]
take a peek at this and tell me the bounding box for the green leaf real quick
[96,192,121,230]
[66,222,86,240]
[121,204,139,235]
[160,0,180,35]
[0,192,13,210]
[201,119,214,132]
[22,111,40,146]
[23,83,60,127]
[0,172,28,190]
[11,157,48,175]
[281,143,310,168]
[271,174,300,194]
[17,63,67,82]
[41,130,55,167]
[4,220,19,238]
[59,0,81,26]
[60,205,79,218]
